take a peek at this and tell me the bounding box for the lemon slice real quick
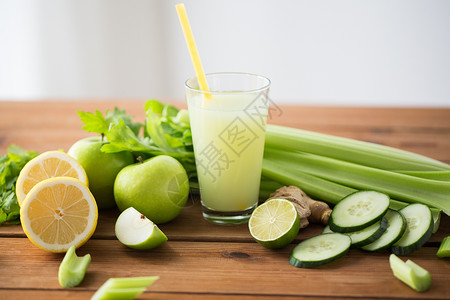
[20,177,98,253]
[16,151,88,205]
[248,198,300,249]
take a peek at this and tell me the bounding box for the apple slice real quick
[115,207,168,250]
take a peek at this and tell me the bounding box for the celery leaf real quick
[77,100,197,185]
[78,108,143,136]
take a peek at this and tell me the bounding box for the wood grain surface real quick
[0,100,449,299]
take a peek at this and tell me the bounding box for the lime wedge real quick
[248,198,300,249]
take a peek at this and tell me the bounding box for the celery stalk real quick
[259,189,273,200]
[262,159,354,205]
[105,277,159,288]
[436,236,450,258]
[395,170,450,181]
[265,125,450,171]
[389,254,432,292]
[92,287,146,300]
[92,276,159,300]
[259,178,284,199]
[264,148,450,215]
[58,246,91,288]
[260,178,284,191]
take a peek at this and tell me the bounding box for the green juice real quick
[188,94,268,212]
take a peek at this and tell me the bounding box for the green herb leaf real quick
[0,145,38,225]
[102,120,161,154]
[2,191,20,223]
[106,107,143,136]
[145,100,192,152]
[78,108,143,136]
[78,110,109,135]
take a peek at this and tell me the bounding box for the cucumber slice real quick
[329,190,390,233]
[289,233,351,268]
[391,204,433,255]
[389,254,432,292]
[362,209,407,252]
[323,218,387,248]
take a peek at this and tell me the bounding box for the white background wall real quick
[1,0,449,106]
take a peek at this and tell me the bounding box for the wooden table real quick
[0,100,449,299]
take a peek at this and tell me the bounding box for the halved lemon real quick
[16,151,88,205]
[20,177,98,253]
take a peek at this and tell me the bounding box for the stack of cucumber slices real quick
[290,190,434,268]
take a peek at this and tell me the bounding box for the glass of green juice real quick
[185,72,271,224]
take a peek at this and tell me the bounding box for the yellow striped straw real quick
[175,3,212,99]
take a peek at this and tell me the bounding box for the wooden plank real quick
[1,101,450,163]
[0,101,144,154]
[1,200,448,244]
[0,290,356,300]
[0,238,448,299]
[0,201,325,242]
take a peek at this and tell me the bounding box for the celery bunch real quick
[263,125,450,216]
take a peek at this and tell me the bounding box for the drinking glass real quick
[185,72,271,224]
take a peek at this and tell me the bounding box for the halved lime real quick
[248,198,300,249]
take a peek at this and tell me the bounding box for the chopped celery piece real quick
[389,254,432,292]
[104,276,159,289]
[436,236,450,258]
[265,125,450,171]
[58,246,91,288]
[91,276,159,300]
[264,149,450,215]
[92,287,145,300]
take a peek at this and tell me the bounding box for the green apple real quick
[115,207,168,249]
[114,155,189,224]
[68,137,134,209]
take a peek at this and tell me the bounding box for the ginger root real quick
[268,186,332,229]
